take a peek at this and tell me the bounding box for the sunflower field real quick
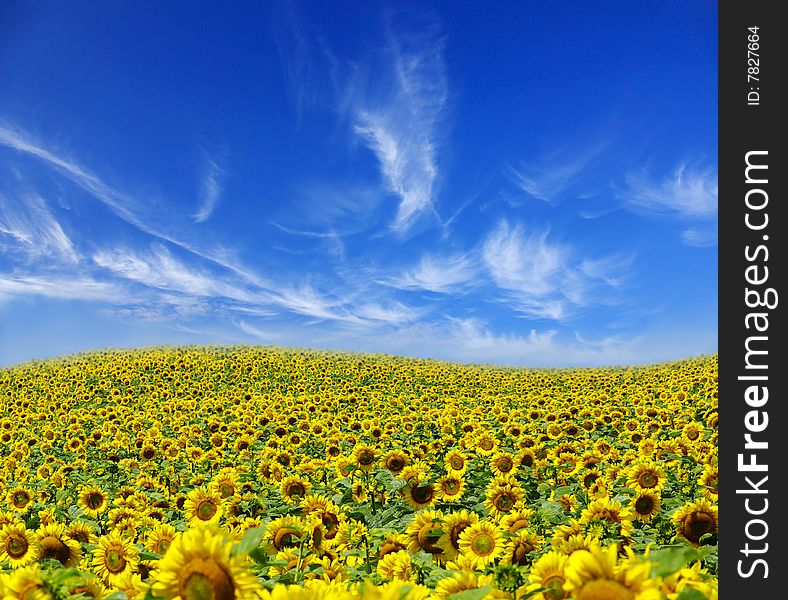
[0,347,718,599]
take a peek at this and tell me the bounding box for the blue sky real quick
[0,1,717,367]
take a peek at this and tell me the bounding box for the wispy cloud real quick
[0,273,125,303]
[193,156,225,223]
[619,163,718,219]
[0,193,78,263]
[237,319,279,341]
[482,219,629,320]
[507,143,608,204]
[351,29,448,233]
[385,252,478,294]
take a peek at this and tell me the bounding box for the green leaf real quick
[676,590,708,600]
[138,550,162,561]
[232,527,266,556]
[448,586,493,600]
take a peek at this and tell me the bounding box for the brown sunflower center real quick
[512,541,533,564]
[442,479,461,494]
[480,439,495,451]
[635,496,655,515]
[273,527,300,550]
[155,538,172,554]
[684,512,716,543]
[180,558,235,600]
[410,484,434,505]
[104,546,128,573]
[12,492,30,508]
[542,574,569,600]
[196,500,218,520]
[218,483,234,498]
[637,472,658,488]
[493,492,516,512]
[469,532,496,556]
[6,533,28,558]
[496,458,513,473]
[416,523,442,554]
[449,457,465,471]
[142,447,156,459]
[686,429,700,440]
[576,579,633,600]
[40,535,71,565]
[358,451,375,466]
[87,493,104,509]
[286,483,306,498]
[387,458,405,472]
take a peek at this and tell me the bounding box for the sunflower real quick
[376,549,414,582]
[500,529,543,566]
[681,422,704,444]
[92,530,139,585]
[279,476,310,505]
[444,450,469,475]
[433,572,495,599]
[151,525,262,600]
[2,565,52,600]
[698,463,718,501]
[67,576,108,600]
[431,509,476,561]
[405,510,445,561]
[209,468,239,499]
[498,508,533,534]
[490,451,519,478]
[436,474,466,502]
[626,460,666,492]
[475,432,499,456]
[36,522,83,567]
[0,522,39,567]
[484,480,524,518]
[563,543,653,600]
[77,485,109,518]
[382,450,409,475]
[672,499,718,546]
[66,521,99,545]
[352,444,378,472]
[401,481,437,511]
[526,551,570,600]
[378,532,410,558]
[457,520,504,568]
[264,515,303,555]
[579,496,634,539]
[146,523,180,555]
[6,486,34,514]
[300,496,343,541]
[184,487,224,527]
[631,491,661,523]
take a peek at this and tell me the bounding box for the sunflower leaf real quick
[233,526,266,556]
[447,586,493,599]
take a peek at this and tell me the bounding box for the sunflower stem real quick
[363,534,372,574]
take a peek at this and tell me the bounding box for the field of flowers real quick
[0,347,718,599]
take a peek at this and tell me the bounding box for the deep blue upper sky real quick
[0,1,717,367]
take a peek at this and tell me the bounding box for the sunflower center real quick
[40,535,71,565]
[542,575,569,600]
[497,459,513,473]
[509,518,529,533]
[480,439,494,451]
[637,472,658,488]
[218,483,234,498]
[180,558,235,600]
[105,547,128,573]
[387,458,404,472]
[13,492,30,508]
[273,527,300,550]
[449,457,465,470]
[287,483,305,498]
[87,493,104,509]
[410,484,434,504]
[449,523,469,549]
[686,429,700,440]
[155,538,172,554]
[416,523,442,554]
[494,492,515,512]
[512,542,531,564]
[443,479,460,494]
[576,579,634,600]
[358,451,375,466]
[684,512,716,543]
[470,532,496,556]
[635,496,655,514]
[197,500,218,520]
[6,534,28,558]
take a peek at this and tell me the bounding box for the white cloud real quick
[482,219,630,320]
[193,156,224,223]
[386,253,478,293]
[0,273,125,303]
[352,32,447,233]
[620,163,718,220]
[0,194,78,263]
